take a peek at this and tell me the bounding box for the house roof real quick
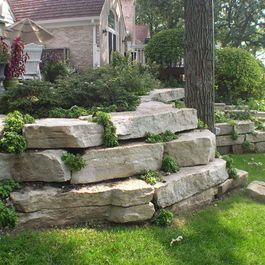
[8,0,105,21]
[135,25,150,44]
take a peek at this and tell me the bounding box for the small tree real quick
[5,37,28,80]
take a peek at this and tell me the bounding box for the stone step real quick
[23,104,198,149]
[247,181,265,203]
[10,178,155,227]
[216,121,254,136]
[141,88,185,103]
[1,129,215,183]
[153,159,229,209]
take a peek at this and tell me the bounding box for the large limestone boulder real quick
[216,121,254,136]
[23,118,104,149]
[71,143,164,184]
[154,159,229,208]
[112,108,198,140]
[247,181,265,203]
[246,131,265,143]
[18,203,155,228]
[10,150,71,182]
[11,179,154,212]
[216,135,245,147]
[0,153,11,180]
[164,130,216,167]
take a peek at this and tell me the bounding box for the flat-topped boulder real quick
[23,118,104,149]
[141,88,185,103]
[154,159,229,208]
[11,178,154,212]
[216,135,245,147]
[8,150,71,183]
[18,203,155,228]
[247,181,265,203]
[246,131,265,143]
[164,130,216,167]
[216,121,255,136]
[71,142,164,184]
[112,108,198,140]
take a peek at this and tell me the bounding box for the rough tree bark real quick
[184,0,215,132]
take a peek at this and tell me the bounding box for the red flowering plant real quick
[0,37,10,64]
[5,37,29,80]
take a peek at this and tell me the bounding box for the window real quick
[108,11,115,30]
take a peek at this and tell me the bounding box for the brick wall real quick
[45,25,94,69]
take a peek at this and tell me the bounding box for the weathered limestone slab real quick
[18,203,155,228]
[256,142,265,153]
[164,130,216,167]
[216,135,245,147]
[247,181,265,203]
[10,150,70,182]
[168,188,218,214]
[215,121,254,136]
[217,146,231,155]
[214,103,226,112]
[23,118,104,149]
[217,169,248,195]
[232,145,244,154]
[0,153,11,180]
[112,108,198,140]
[246,131,265,143]
[71,143,164,184]
[154,159,229,208]
[150,88,185,103]
[11,179,154,212]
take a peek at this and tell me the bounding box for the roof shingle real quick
[8,0,105,21]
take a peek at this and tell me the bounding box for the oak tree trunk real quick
[184,0,215,132]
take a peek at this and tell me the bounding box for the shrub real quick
[140,170,161,185]
[0,179,20,201]
[0,201,18,229]
[215,111,231,123]
[154,209,174,227]
[215,48,265,104]
[145,131,176,144]
[161,155,179,173]
[0,131,27,154]
[92,112,118,147]
[197,119,208,129]
[145,28,184,68]
[61,153,86,172]
[42,61,69,83]
[48,106,90,118]
[0,37,10,63]
[222,155,239,179]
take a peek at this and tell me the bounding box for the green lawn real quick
[1,154,265,265]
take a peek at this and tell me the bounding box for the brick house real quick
[5,0,149,68]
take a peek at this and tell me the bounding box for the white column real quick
[92,25,97,68]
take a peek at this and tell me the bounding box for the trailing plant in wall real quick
[0,179,20,229]
[222,155,239,179]
[5,37,29,80]
[145,130,177,143]
[140,170,162,185]
[61,152,86,173]
[0,111,34,154]
[92,112,118,147]
[161,155,179,173]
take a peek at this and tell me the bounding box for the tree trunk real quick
[184,0,215,132]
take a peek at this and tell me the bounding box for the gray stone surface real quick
[72,142,164,184]
[8,150,71,183]
[168,188,218,214]
[247,181,265,203]
[11,179,154,212]
[216,135,245,147]
[216,121,254,136]
[112,107,198,140]
[232,145,244,154]
[0,153,11,180]
[256,142,265,153]
[246,131,265,143]
[217,146,231,155]
[154,159,229,208]
[23,118,104,149]
[150,88,185,103]
[164,130,216,167]
[18,203,155,228]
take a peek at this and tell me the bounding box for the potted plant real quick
[0,37,9,82]
[4,37,28,89]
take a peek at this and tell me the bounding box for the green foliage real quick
[154,209,174,227]
[222,155,239,179]
[42,61,69,83]
[0,179,20,200]
[247,99,265,112]
[174,100,186,109]
[215,48,265,104]
[215,111,231,123]
[48,106,90,118]
[145,131,176,143]
[0,60,160,118]
[242,140,256,153]
[61,153,86,172]
[197,119,208,129]
[231,128,239,141]
[0,132,27,154]
[145,28,184,67]
[161,155,179,173]
[0,201,18,229]
[93,112,118,148]
[140,170,161,185]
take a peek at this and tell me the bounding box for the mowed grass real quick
[0,154,265,265]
